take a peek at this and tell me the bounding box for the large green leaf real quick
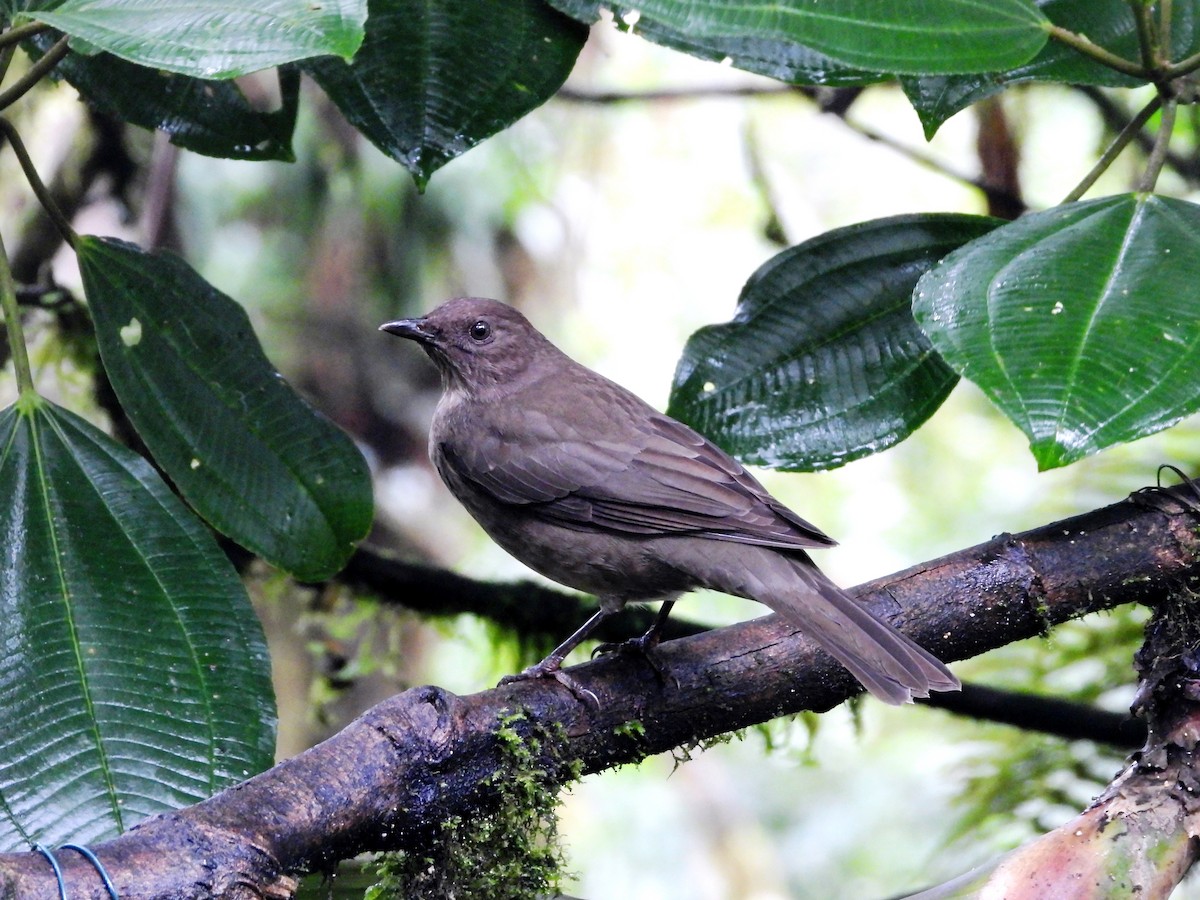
[914,194,1200,470]
[551,0,883,85]
[32,0,366,78]
[902,0,1199,136]
[305,0,587,189]
[668,214,1003,471]
[29,33,299,161]
[0,396,274,851]
[550,0,1049,78]
[78,236,373,581]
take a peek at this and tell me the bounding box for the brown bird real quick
[381,298,958,704]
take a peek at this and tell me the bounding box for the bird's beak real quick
[379,317,435,344]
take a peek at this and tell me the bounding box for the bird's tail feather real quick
[766,555,960,705]
[669,540,958,704]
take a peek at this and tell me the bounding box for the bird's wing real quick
[440,407,835,550]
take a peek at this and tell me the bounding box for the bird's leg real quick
[498,608,612,706]
[592,597,678,683]
[594,598,677,657]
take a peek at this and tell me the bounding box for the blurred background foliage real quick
[5,13,1200,898]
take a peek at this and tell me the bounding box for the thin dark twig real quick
[0,21,49,50]
[1063,93,1162,203]
[0,117,76,246]
[556,83,798,104]
[340,544,709,648]
[742,119,791,246]
[923,682,1144,748]
[561,82,1019,209]
[844,115,1024,210]
[1075,85,1199,182]
[0,33,67,111]
[16,283,71,309]
[1137,96,1177,192]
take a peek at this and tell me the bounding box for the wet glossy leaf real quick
[34,0,366,78]
[0,397,274,851]
[550,0,880,85]
[669,214,1003,471]
[903,0,1198,136]
[550,0,1048,78]
[79,236,373,581]
[914,194,1200,469]
[306,0,587,188]
[30,33,299,160]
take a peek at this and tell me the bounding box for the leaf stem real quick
[1130,0,1161,70]
[1159,0,1173,65]
[0,117,77,248]
[1137,96,1177,192]
[1062,93,1162,203]
[1045,24,1150,79]
[0,21,50,50]
[0,230,36,396]
[1163,46,1200,79]
[0,33,67,111]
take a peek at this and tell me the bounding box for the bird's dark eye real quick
[469,320,491,342]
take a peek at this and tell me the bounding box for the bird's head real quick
[380,298,556,392]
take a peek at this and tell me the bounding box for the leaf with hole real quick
[914,194,1200,469]
[668,214,1003,471]
[79,236,373,581]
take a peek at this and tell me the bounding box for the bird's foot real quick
[592,632,669,684]
[499,658,599,708]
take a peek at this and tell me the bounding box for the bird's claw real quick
[591,634,669,684]
[592,630,661,658]
[499,660,600,709]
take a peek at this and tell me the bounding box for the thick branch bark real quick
[348,547,1147,746]
[916,505,1200,898]
[2,485,1197,898]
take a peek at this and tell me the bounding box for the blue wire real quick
[31,844,67,900]
[30,842,120,899]
[61,844,119,899]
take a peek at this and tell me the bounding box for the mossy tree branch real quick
[0,483,1196,898]
[919,557,1200,896]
